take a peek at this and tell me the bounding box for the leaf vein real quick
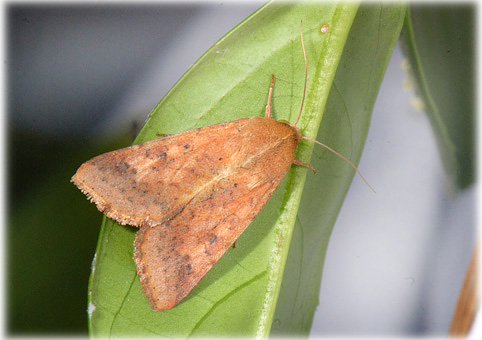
[188,270,267,336]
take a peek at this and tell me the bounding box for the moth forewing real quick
[72,118,294,227]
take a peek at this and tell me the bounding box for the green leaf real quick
[271,3,407,335]
[88,1,405,337]
[400,5,475,190]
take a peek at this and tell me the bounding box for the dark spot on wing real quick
[179,263,193,279]
[209,234,217,245]
[115,160,131,174]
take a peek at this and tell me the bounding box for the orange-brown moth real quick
[72,23,372,311]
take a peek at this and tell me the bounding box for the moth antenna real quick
[302,136,376,193]
[265,74,275,118]
[296,22,373,193]
[294,20,308,127]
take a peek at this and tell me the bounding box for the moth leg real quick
[265,74,275,118]
[293,158,316,174]
[156,133,172,138]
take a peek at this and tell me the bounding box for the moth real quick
[72,24,372,311]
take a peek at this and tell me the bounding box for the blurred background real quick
[6,2,476,337]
